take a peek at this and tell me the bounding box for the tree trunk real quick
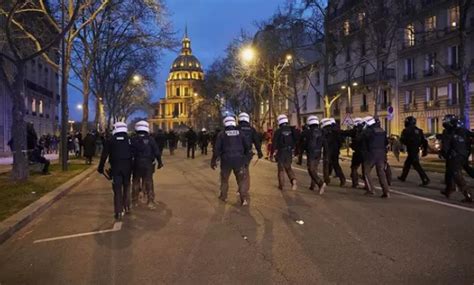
[11,62,28,181]
[81,67,91,135]
[291,70,302,128]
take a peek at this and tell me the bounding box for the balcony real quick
[403,103,417,112]
[403,73,417,82]
[423,68,438,77]
[360,105,369,112]
[327,69,396,94]
[424,100,440,109]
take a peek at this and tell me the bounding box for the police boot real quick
[114,212,123,220]
[380,192,390,199]
[397,176,406,182]
[461,193,472,203]
[420,178,430,187]
[318,183,327,195]
[241,199,249,206]
[218,193,227,202]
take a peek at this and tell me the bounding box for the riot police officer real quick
[361,116,390,198]
[321,118,346,187]
[398,116,430,186]
[198,128,210,155]
[238,112,264,195]
[98,122,133,220]
[154,128,167,154]
[272,114,298,190]
[440,115,472,203]
[131,121,163,209]
[302,115,327,194]
[345,117,367,189]
[211,116,250,205]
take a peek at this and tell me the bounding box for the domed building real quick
[149,28,204,131]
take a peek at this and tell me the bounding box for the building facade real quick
[0,39,59,156]
[149,29,204,132]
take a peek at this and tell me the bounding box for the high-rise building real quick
[149,28,204,132]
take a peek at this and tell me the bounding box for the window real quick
[302,94,307,111]
[345,45,351,62]
[425,16,437,32]
[176,87,180,96]
[31,98,36,112]
[427,117,439,134]
[185,87,189,96]
[425,52,437,73]
[343,20,350,35]
[361,66,366,83]
[173,103,179,118]
[361,39,366,56]
[448,45,459,68]
[362,94,367,106]
[39,100,43,114]
[405,58,415,77]
[316,92,321,109]
[448,6,459,29]
[405,90,415,104]
[358,12,366,26]
[448,82,459,105]
[426,86,438,101]
[405,24,415,47]
[315,71,320,85]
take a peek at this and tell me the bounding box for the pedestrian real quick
[198,128,210,155]
[361,116,390,198]
[321,118,346,186]
[98,122,133,220]
[211,116,250,205]
[74,135,80,158]
[398,116,430,186]
[302,116,327,194]
[440,115,472,203]
[185,127,197,159]
[344,117,367,189]
[131,121,163,209]
[237,112,264,197]
[167,130,178,155]
[83,131,96,165]
[272,114,298,190]
[265,128,274,161]
[154,128,167,154]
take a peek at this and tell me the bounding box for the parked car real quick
[425,133,441,154]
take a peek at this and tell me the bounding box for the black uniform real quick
[272,124,297,189]
[322,125,346,186]
[131,132,163,206]
[211,126,250,203]
[302,124,326,191]
[154,129,167,154]
[198,131,210,155]
[361,124,390,197]
[167,131,178,155]
[185,129,197,159]
[440,126,472,202]
[399,125,430,185]
[98,132,133,218]
[238,121,264,194]
[345,126,367,188]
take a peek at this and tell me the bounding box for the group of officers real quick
[98,112,472,219]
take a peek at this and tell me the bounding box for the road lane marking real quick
[260,159,474,213]
[33,222,122,244]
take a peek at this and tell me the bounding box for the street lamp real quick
[341,81,358,114]
[76,104,83,110]
[132,74,142,84]
[241,46,256,64]
[285,54,293,61]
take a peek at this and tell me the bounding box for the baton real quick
[253,158,260,166]
[102,168,112,180]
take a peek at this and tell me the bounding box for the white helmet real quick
[353,117,364,126]
[277,114,288,125]
[238,112,250,123]
[320,118,332,128]
[134,120,149,133]
[223,116,236,127]
[307,115,319,126]
[364,116,376,126]
[201,128,207,132]
[113,122,128,135]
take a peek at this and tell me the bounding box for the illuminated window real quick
[31,98,36,112]
[39,100,43,114]
[196,63,199,67]
[358,12,366,26]
[448,6,459,29]
[425,16,436,32]
[343,20,350,35]
[405,24,415,47]
[180,62,184,66]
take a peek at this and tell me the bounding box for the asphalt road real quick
[0,149,473,284]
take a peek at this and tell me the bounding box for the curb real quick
[0,164,96,245]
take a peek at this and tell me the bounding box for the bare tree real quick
[0,1,80,180]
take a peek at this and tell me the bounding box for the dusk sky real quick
[69,0,286,121]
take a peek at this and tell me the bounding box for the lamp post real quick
[341,82,358,114]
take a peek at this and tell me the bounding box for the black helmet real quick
[405,116,416,127]
[442,114,457,129]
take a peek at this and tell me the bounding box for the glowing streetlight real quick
[76,104,83,110]
[132,74,142,84]
[341,82,358,114]
[285,54,293,61]
[241,46,256,64]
